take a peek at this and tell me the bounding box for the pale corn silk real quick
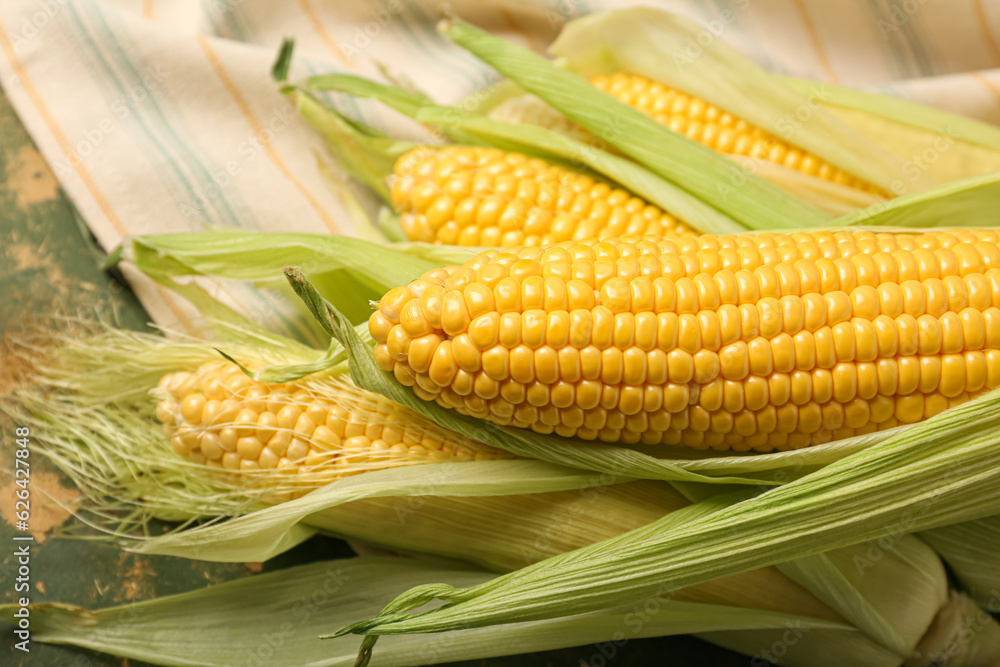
[0,0,999,335]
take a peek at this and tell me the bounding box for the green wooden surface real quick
[0,83,757,666]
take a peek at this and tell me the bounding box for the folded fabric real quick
[1,0,998,331]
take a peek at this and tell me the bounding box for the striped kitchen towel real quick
[1,0,998,337]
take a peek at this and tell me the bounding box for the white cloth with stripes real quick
[1,0,999,336]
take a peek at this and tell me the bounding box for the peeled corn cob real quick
[371,230,1000,452]
[590,72,887,196]
[391,145,692,246]
[155,360,512,494]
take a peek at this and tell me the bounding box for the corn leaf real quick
[547,7,917,194]
[127,460,619,563]
[438,17,830,230]
[126,231,445,329]
[837,171,1000,228]
[775,536,948,657]
[129,232,436,290]
[331,387,1000,663]
[782,75,1000,184]
[921,515,1000,608]
[0,557,848,667]
[290,89,417,202]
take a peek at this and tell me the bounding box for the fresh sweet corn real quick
[155,360,512,493]
[371,230,1000,452]
[391,145,692,246]
[591,72,886,195]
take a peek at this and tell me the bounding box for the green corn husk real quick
[780,76,1000,185]
[1,552,984,667]
[835,171,1000,228]
[328,379,1000,660]
[6,323,977,667]
[724,155,885,217]
[125,230,448,332]
[921,516,1000,609]
[0,556,865,667]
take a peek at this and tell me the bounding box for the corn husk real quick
[921,516,1000,609]
[126,230,446,331]
[780,76,1000,185]
[835,171,1000,228]
[328,376,1000,660]
[0,556,862,667]
[726,154,884,216]
[8,323,972,667]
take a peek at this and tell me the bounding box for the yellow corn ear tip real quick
[591,71,888,197]
[154,360,512,495]
[389,144,692,246]
[372,230,1000,452]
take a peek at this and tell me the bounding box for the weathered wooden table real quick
[0,83,753,666]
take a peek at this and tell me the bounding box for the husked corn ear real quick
[371,230,1000,452]
[591,72,886,196]
[155,361,512,494]
[391,145,692,246]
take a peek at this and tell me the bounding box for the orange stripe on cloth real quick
[972,0,1000,67]
[297,0,356,69]
[791,0,842,85]
[196,35,342,234]
[973,71,1000,105]
[142,0,155,21]
[151,282,195,331]
[0,16,128,236]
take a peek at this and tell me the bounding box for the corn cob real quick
[371,230,1000,452]
[147,361,957,667]
[155,360,512,494]
[590,72,886,196]
[15,328,982,667]
[391,145,692,246]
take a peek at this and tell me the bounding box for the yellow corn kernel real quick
[590,72,887,197]
[154,361,512,496]
[372,231,1000,452]
[393,146,691,246]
